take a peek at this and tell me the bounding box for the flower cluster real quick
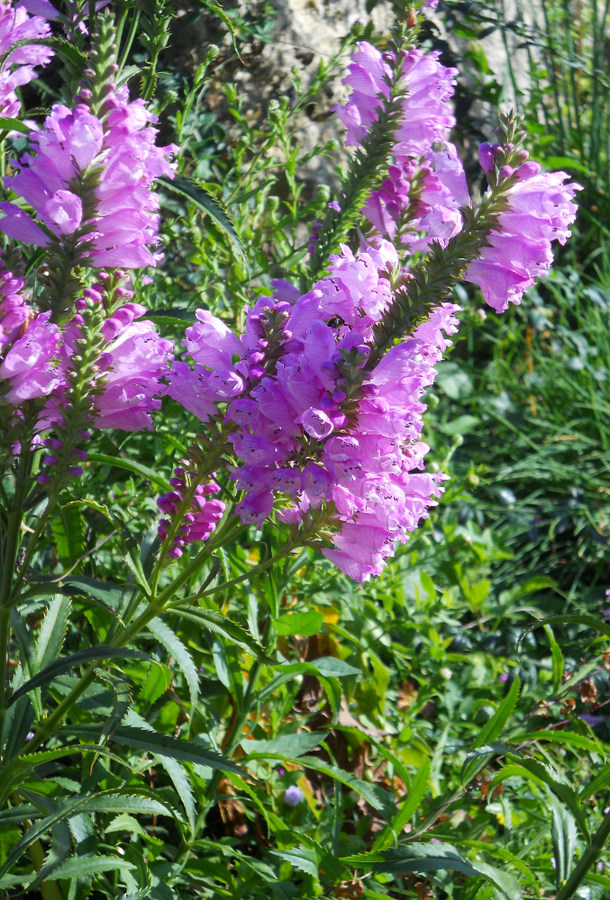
[0,0,53,119]
[167,240,460,581]
[54,281,174,432]
[0,265,61,407]
[464,147,581,311]
[157,469,226,558]
[161,42,581,581]
[0,271,172,465]
[0,84,177,267]
[336,41,468,249]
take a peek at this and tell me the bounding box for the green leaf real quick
[0,694,34,762]
[341,844,519,899]
[9,609,42,717]
[269,847,319,878]
[580,763,610,800]
[520,615,610,644]
[96,669,132,748]
[125,710,196,833]
[0,116,33,134]
[0,805,40,825]
[300,758,388,813]
[7,647,150,708]
[86,452,172,490]
[50,503,86,567]
[0,790,174,879]
[274,610,323,637]
[0,745,131,805]
[461,743,514,787]
[488,758,589,838]
[509,729,602,755]
[36,596,71,671]
[474,675,520,748]
[542,156,590,174]
[147,616,199,706]
[372,758,431,850]
[550,791,578,887]
[159,174,250,272]
[310,656,360,677]
[44,854,134,880]
[173,606,263,656]
[544,625,564,693]
[241,731,327,759]
[65,725,245,775]
[60,575,123,613]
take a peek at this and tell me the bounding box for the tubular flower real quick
[158,469,226,557]
[0,267,62,406]
[0,85,177,267]
[55,289,174,432]
[336,41,468,248]
[168,242,458,581]
[0,0,53,118]
[464,153,581,312]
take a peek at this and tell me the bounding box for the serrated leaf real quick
[96,669,132,748]
[269,847,319,878]
[173,606,263,656]
[147,616,199,706]
[160,174,250,272]
[8,609,42,717]
[510,730,602,755]
[0,694,34,762]
[65,724,244,775]
[7,647,150,708]
[0,745,131,806]
[461,743,515,787]
[341,844,520,899]
[49,36,87,72]
[520,615,610,645]
[24,793,71,890]
[50,503,86,567]
[488,758,589,838]
[60,575,123,612]
[46,854,134,880]
[0,790,174,879]
[125,710,196,833]
[36,596,71,671]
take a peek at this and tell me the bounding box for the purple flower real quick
[334,42,392,147]
[283,785,304,807]
[158,470,225,556]
[0,0,53,119]
[464,155,581,311]
[0,265,63,406]
[51,286,174,433]
[170,244,460,580]
[0,86,177,268]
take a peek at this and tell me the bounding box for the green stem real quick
[555,807,610,900]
